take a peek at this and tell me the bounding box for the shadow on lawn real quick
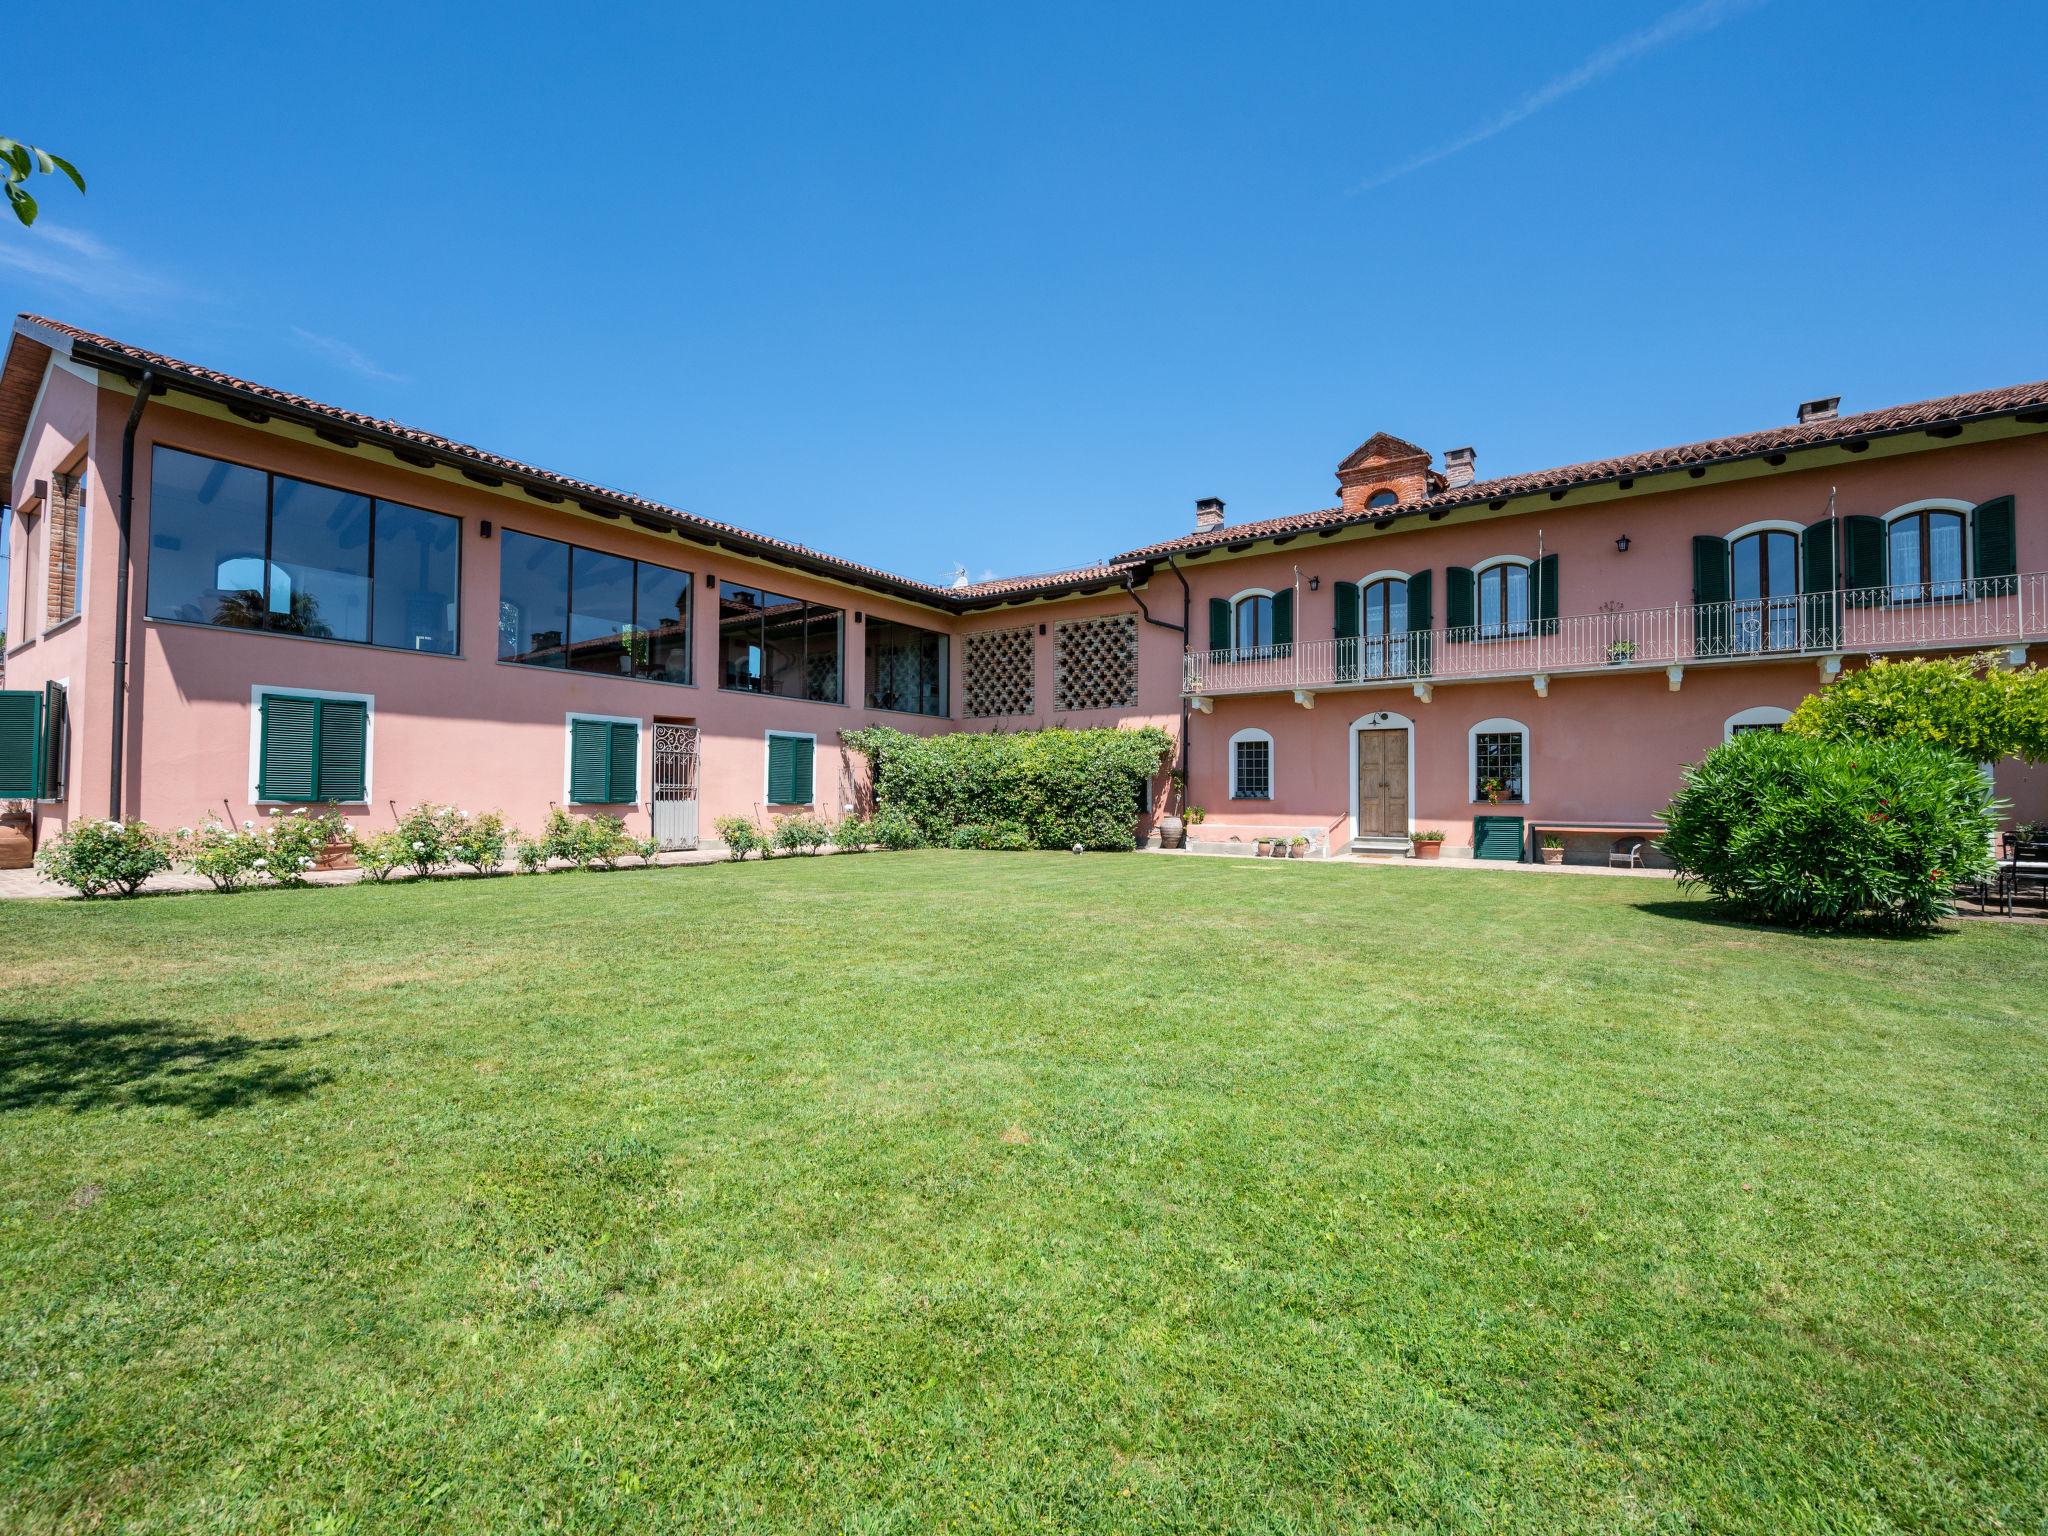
[1631,898,1944,940]
[0,1018,331,1116]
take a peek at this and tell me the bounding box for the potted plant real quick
[1479,776,1508,806]
[1410,829,1445,860]
[1540,834,1565,865]
[1288,835,1308,859]
[0,800,31,871]
[1158,772,1186,849]
[1607,639,1638,665]
[1255,836,1273,857]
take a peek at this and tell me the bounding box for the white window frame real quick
[763,729,818,806]
[248,683,376,806]
[1227,726,1274,801]
[1471,555,1533,638]
[1724,705,1792,740]
[1467,716,1530,804]
[1880,498,1975,586]
[564,710,643,806]
[1226,587,1277,652]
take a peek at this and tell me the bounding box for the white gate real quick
[652,723,700,850]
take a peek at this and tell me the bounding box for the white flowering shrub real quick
[351,830,408,882]
[393,802,466,877]
[261,807,344,887]
[177,818,268,892]
[450,810,513,875]
[34,819,174,897]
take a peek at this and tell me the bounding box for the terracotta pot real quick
[1158,815,1184,849]
[0,813,31,872]
[1255,840,1272,857]
[1541,846,1565,865]
[1411,841,1443,859]
[1289,843,1307,859]
[314,838,357,872]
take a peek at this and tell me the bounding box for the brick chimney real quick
[1797,396,1840,424]
[1443,446,1476,488]
[1194,497,1225,533]
[1336,432,1436,516]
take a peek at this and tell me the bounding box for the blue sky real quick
[4,0,2044,591]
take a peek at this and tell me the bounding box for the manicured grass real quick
[1,854,2043,1533]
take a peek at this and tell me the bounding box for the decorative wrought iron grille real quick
[1053,614,1138,711]
[963,626,1035,717]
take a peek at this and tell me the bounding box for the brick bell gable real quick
[1335,431,1446,515]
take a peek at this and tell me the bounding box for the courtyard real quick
[1,854,2043,1532]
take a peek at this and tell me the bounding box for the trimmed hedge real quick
[842,726,1172,851]
[1660,730,1997,931]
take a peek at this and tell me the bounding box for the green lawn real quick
[1,854,2043,1534]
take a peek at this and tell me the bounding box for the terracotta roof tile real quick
[1117,380,2048,561]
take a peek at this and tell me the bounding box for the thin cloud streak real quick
[0,222,177,308]
[1349,0,1769,194]
[289,326,409,384]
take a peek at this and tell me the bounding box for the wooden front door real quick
[1356,729,1408,837]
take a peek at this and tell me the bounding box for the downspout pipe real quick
[109,368,157,821]
[1166,556,1192,788]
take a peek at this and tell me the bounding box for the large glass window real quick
[718,581,842,703]
[1730,529,1798,653]
[866,617,948,716]
[1476,563,1528,639]
[145,445,459,653]
[497,529,692,682]
[1888,509,1966,601]
[371,502,460,653]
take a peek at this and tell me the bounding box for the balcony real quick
[1183,573,2048,702]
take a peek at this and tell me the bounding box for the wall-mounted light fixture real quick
[1307,575,1321,592]
[1039,623,1047,635]
[479,519,493,540]
[704,572,717,588]
[1615,534,1631,553]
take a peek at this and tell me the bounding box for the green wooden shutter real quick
[1271,588,1293,654]
[1532,553,1559,634]
[1445,566,1474,631]
[1843,515,1886,606]
[569,719,611,804]
[257,694,319,802]
[0,690,42,798]
[1405,570,1433,677]
[39,682,67,799]
[1972,495,2017,584]
[1207,597,1230,652]
[1691,535,1730,655]
[315,699,368,802]
[791,737,814,805]
[607,722,639,803]
[1801,519,1837,648]
[1333,581,1360,682]
[767,733,809,804]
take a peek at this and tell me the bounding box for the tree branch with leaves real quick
[2,137,85,226]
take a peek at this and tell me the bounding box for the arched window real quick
[1360,575,1408,676]
[1233,592,1273,651]
[1475,559,1529,640]
[1886,505,1967,601]
[1365,489,1399,510]
[1728,524,1799,653]
[1228,727,1274,800]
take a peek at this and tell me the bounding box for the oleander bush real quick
[714,816,764,861]
[1661,730,1997,932]
[33,818,175,897]
[841,725,1172,851]
[772,814,831,855]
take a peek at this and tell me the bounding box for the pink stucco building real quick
[4,314,2044,863]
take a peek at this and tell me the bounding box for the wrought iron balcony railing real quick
[1182,573,2047,698]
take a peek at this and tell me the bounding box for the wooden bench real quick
[1528,823,1666,867]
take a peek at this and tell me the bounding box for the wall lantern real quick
[1307,575,1321,592]
[1615,534,1631,553]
